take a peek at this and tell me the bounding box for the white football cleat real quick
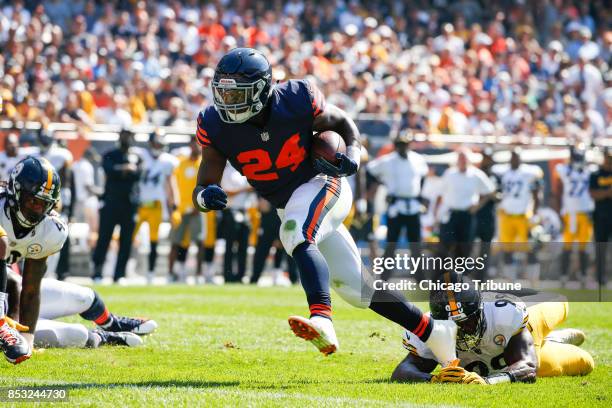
[424,319,458,367]
[545,328,586,346]
[288,315,338,356]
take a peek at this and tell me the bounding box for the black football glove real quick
[198,184,227,210]
[314,152,358,178]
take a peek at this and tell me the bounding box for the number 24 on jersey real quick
[237,134,306,181]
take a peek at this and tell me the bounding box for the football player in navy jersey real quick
[192,48,457,363]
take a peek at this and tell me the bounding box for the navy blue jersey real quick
[196,79,326,208]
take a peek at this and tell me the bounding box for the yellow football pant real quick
[0,225,6,238]
[134,202,163,242]
[204,211,217,249]
[498,211,530,252]
[562,213,592,250]
[527,302,594,377]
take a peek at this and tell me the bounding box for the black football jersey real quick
[196,79,325,208]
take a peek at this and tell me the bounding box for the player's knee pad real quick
[279,218,307,256]
[177,246,188,262]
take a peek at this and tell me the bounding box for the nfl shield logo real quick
[261,131,270,142]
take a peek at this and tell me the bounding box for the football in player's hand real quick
[311,131,346,165]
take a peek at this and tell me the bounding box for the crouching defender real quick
[6,271,158,348]
[192,48,457,364]
[392,287,594,384]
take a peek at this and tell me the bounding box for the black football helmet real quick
[430,286,486,352]
[212,47,272,124]
[6,156,61,229]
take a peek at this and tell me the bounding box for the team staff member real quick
[92,129,142,283]
[474,149,499,280]
[435,149,495,258]
[367,133,428,281]
[36,131,74,281]
[589,148,612,286]
[555,147,594,285]
[219,164,255,283]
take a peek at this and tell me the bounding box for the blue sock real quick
[292,242,332,319]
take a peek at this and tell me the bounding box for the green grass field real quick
[0,285,609,407]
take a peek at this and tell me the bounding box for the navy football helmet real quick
[6,156,61,228]
[212,48,272,124]
[430,286,486,352]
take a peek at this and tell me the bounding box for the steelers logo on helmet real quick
[212,48,272,124]
[7,156,61,229]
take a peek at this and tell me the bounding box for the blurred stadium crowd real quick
[0,0,610,287]
[0,0,610,140]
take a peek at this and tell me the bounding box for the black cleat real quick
[99,315,158,335]
[93,330,143,347]
[0,321,31,364]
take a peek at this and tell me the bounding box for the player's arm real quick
[553,177,563,214]
[166,173,179,212]
[6,272,21,320]
[18,257,48,345]
[391,353,439,382]
[312,103,361,177]
[532,175,542,214]
[589,172,612,200]
[193,145,228,212]
[485,328,537,384]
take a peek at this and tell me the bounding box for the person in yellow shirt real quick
[168,138,211,283]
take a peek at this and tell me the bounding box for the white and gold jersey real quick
[138,150,178,204]
[0,152,24,182]
[494,164,543,215]
[402,293,528,376]
[555,164,595,214]
[0,196,68,265]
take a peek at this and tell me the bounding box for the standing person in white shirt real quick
[133,130,179,283]
[0,132,23,183]
[72,148,103,247]
[220,164,255,283]
[36,131,74,280]
[555,146,595,286]
[435,149,495,259]
[367,134,429,281]
[493,149,543,282]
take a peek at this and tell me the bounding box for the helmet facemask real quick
[453,307,487,352]
[14,190,55,228]
[212,77,269,123]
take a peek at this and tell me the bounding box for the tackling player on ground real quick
[192,48,457,364]
[392,286,594,384]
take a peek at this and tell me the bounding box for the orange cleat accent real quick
[289,317,319,341]
[288,316,338,356]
